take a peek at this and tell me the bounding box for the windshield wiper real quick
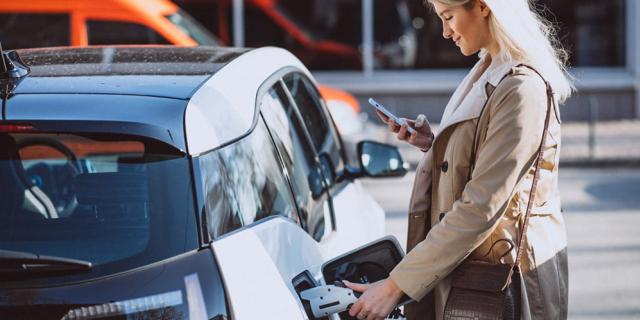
[0,249,92,274]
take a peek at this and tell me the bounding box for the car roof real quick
[14,46,248,99]
[4,46,312,155]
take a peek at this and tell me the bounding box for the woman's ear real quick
[478,0,491,17]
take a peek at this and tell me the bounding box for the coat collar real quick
[437,54,521,136]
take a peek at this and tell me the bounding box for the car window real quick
[165,10,221,46]
[283,73,345,178]
[0,14,70,50]
[260,83,333,241]
[87,20,171,45]
[0,132,197,280]
[199,119,298,240]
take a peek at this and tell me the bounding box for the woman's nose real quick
[442,23,453,39]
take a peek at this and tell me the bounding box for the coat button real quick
[441,161,449,173]
[439,212,446,221]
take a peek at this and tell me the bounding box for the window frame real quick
[196,116,301,241]
[194,66,339,244]
[282,72,347,176]
[260,79,338,241]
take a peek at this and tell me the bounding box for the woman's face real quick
[432,0,494,56]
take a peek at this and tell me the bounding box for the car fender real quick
[211,216,326,319]
[320,180,386,260]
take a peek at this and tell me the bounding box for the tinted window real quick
[261,83,332,241]
[261,84,316,192]
[284,74,329,151]
[87,20,171,45]
[0,14,70,49]
[199,120,298,240]
[0,132,197,281]
[165,10,221,46]
[284,73,344,176]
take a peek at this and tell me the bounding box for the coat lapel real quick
[437,55,522,138]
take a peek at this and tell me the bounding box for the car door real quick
[281,72,386,257]
[196,113,328,319]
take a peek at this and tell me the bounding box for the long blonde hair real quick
[428,0,574,102]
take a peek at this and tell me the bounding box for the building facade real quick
[178,0,639,122]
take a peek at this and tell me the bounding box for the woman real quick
[344,0,572,319]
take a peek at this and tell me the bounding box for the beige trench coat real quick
[389,56,568,320]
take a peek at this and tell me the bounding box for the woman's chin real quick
[459,48,479,57]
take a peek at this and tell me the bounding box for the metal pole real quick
[632,0,640,118]
[362,0,374,77]
[588,95,599,161]
[232,0,245,47]
[0,42,7,73]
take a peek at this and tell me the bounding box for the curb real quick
[559,159,640,168]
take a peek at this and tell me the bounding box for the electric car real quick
[0,46,407,319]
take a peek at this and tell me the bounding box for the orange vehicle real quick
[0,0,219,49]
[0,0,361,125]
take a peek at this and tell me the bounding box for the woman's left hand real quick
[344,278,405,320]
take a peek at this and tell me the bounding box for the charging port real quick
[292,270,329,320]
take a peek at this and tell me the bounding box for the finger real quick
[349,299,363,317]
[414,114,427,127]
[343,280,369,293]
[396,124,409,140]
[388,121,400,133]
[408,130,419,145]
[358,311,368,320]
[374,110,390,122]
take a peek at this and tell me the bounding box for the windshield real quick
[166,10,221,46]
[0,132,197,282]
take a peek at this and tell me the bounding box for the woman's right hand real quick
[375,110,434,152]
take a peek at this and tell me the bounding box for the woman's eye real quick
[445,16,453,21]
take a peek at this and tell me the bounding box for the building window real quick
[539,0,626,67]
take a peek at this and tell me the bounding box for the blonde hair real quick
[427,0,574,102]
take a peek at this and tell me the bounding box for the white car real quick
[0,46,407,319]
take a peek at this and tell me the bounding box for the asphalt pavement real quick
[360,167,640,320]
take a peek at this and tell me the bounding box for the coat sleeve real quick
[389,74,548,301]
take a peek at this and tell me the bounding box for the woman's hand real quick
[344,278,405,320]
[375,110,434,152]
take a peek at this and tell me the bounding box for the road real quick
[360,168,640,320]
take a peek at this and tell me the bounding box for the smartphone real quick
[368,98,415,134]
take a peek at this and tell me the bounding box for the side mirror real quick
[358,141,407,178]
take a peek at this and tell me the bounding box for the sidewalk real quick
[358,120,640,167]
